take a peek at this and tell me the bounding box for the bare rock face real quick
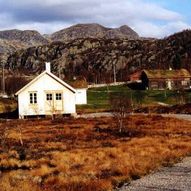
[0,39,26,54]
[0,24,191,85]
[5,30,191,84]
[51,23,139,41]
[51,24,107,41]
[0,23,138,55]
[119,25,139,38]
[0,29,50,61]
[0,29,49,46]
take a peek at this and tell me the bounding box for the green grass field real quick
[77,85,191,113]
[0,85,190,114]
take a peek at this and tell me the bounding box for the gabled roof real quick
[15,71,76,95]
[130,71,142,81]
[143,69,191,79]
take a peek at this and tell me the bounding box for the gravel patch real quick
[118,157,191,191]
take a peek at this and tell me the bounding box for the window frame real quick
[46,93,53,101]
[55,93,62,100]
[29,92,37,104]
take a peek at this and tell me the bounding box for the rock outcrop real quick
[0,23,138,56]
[51,23,139,42]
[0,29,49,46]
[5,30,191,83]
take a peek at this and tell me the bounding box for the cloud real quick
[0,13,14,28]
[0,0,190,37]
[13,22,70,34]
[132,20,191,38]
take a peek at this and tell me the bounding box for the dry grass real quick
[0,115,191,191]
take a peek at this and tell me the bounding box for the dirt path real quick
[77,112,112,118]
[117,157,191,191]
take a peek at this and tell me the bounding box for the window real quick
[29,92,37,104]
[150,81,158,89]
[56,93,62,100]
[46,93,53,101]
[182,80,188,86]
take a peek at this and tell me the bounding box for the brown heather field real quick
[0,115,191,191]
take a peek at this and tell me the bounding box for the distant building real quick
[16,62,76,119]
[129,69,191,90]
[68,77,88,105]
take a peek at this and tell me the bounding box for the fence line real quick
[88,82,127,88]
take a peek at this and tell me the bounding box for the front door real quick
[54,93,63,111]
[45,92,63,114]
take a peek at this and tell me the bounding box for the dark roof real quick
[67,78,88,89]
[130,71,142,80]
[143,69,191,79]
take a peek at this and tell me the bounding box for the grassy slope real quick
[0,115,191,191]
[77,85,191,113]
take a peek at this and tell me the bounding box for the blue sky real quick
[0,0,190,38]
[158,0,191,21]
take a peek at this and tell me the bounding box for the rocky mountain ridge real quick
[0,29,49,49]
[0,29,48,43]
[5,30,191,83]
[0,23,190,84]
[0,23,139,55]
[0,38,27,54]
[51,23,139,42]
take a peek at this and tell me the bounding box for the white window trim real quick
[29,91,37,104]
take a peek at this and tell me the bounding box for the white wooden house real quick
[15,62,76,119]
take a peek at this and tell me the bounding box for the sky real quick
[0,0,190,38]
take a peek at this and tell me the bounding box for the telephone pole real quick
[113,59,117,84]
[1,61,5,94]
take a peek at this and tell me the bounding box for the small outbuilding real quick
[129,69,191,90]
[15,62,76,119]
[68,77,88,105]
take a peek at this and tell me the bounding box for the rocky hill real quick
[5,30,191,83]
[0,38,27,54]
[0,29,49,46]
[51,23,139,41]
[0,29,50,58]
[0,23,138,55]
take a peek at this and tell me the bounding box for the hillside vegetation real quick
[4,30,191,83]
